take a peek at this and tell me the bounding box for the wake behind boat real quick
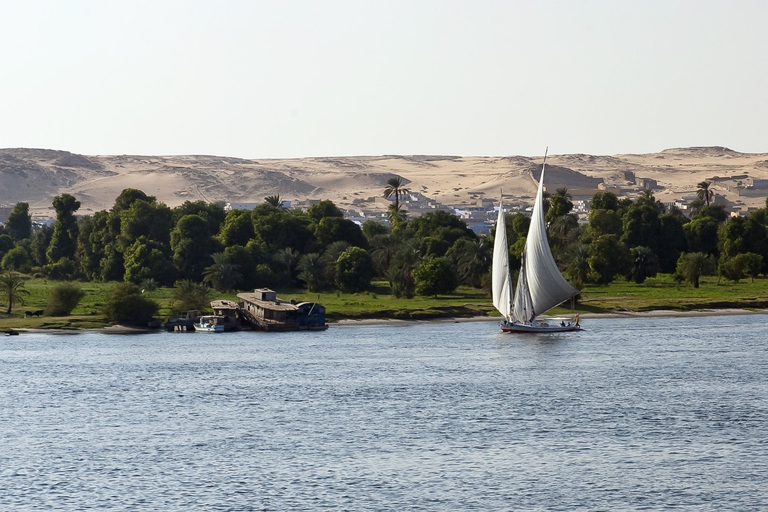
[492,148,581,333]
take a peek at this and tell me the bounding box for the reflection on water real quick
[2,315,767,510]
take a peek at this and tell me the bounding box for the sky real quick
[1,0,766,159]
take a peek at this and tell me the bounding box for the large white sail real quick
[491,198,512,320]
[512,154,579,322]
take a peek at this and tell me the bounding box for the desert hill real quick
[1,147,767,219]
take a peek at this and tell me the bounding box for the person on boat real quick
[530,310,536,323]
[574,314,580,327]
[560,321,565,327]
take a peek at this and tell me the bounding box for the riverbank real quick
[333,307,768,326]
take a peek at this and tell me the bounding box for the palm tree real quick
[387,204,407,230]
[170,279,213,312]
[297,253,326,292]
[265,195,285,209]
[273,247,299,287]
[628,246,660,284]
[203,253,242,292]
[0,272,30,315]
[383,177,410,211]
[675,252,715,288]
[696,181,714,207]
[565,242,590,290]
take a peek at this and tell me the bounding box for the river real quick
[2,315,767,510]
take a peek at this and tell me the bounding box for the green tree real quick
[590,191,620,211]
[218,209,255,247]
[675,252,715,288]
[314,217,367,250]
[657,211,689,273]
[273,247,300,288]
[112,189,156,213]
[45,257,78,280]
[171,214,223,280]
[44,282,86,316]
[6,202,32,241]
[565,242,590,290]
[588,234,631,284]
[545,188,573,223]
[1,246,33,273]
[414,256,459,296]
[387,239,420,298]
[0,234,15,261]
[202,252,242,292]
[0,271,30,315]
[446,237,491,288]
[31,225,53,266]
[118,199,172,251]
[170,280,213,313]
[172,200,226,232]
[383,176,410,211]
[696,181,714,207]
[336,246,374,293]
[627,246,660,284]
[684,216,720,255]
[251,205,314,253]
[123,236,175,286]
[46,194,81,263]
[361,220,389,241]
[297,253,327,292]
[104,283,159,326]
[307,200,344,222]
[265,195,285,208]
[387,203,407,230]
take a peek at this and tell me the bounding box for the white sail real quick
[491,198,512,319]
[512,153,579,323]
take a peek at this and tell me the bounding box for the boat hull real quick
[500,322,581,333]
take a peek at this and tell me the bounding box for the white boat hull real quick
[500,321,581,333]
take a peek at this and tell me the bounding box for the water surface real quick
[2,316,767,510]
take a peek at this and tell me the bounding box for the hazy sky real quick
[2,0,766,159]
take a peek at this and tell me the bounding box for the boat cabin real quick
[237,288,327,331]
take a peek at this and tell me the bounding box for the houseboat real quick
[237,288,328,331]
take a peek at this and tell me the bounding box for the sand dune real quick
[1,147,766,219]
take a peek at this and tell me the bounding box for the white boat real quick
[194,315,225,332]
[492,149,582,333]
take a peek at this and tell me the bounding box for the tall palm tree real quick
[383,177,410,211]
[0,272,30,315]
[696,181,714,206]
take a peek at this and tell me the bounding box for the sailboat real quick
[492,149,582,333]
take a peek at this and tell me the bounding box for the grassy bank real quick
[2,274,768,331]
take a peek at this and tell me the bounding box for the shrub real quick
[45,257,78,280]
[414,256,459,296]
[104,283,159,326]
[1,246,33,273]
[44,282,86,316]
[336,247,374,293]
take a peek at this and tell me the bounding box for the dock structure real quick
[237,288,327,331]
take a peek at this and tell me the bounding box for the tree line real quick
[1,180,767,312]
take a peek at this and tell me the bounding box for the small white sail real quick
[491,198,512,320]
[512,152,579,323]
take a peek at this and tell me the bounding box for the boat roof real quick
[237,292,298,312]
[211,299,239,309]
